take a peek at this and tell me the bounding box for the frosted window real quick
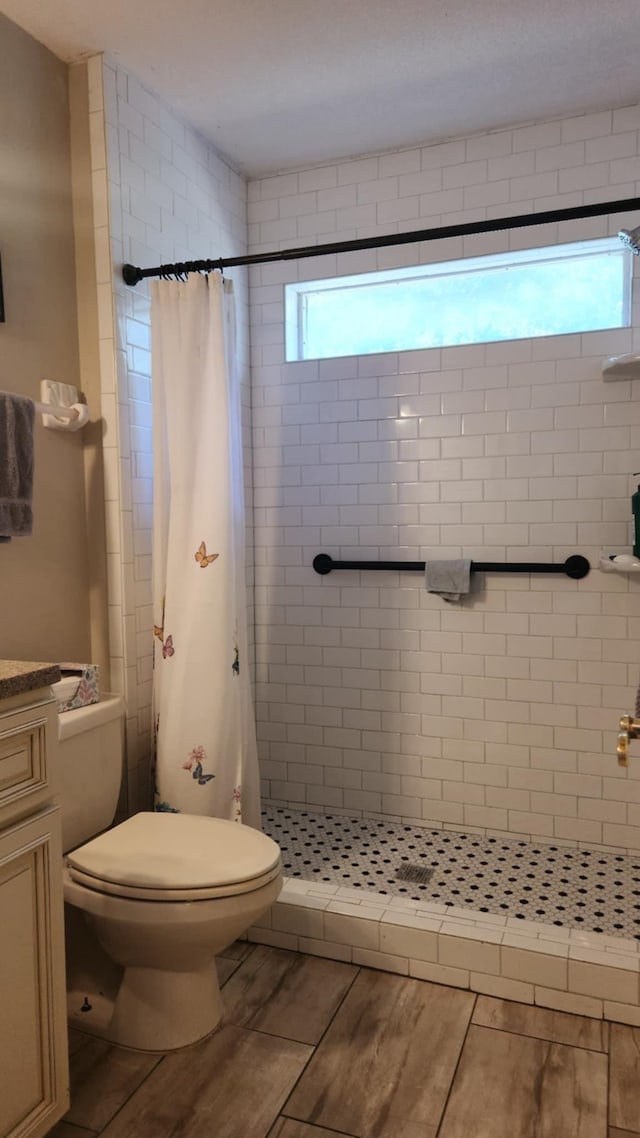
[285,238,630,362]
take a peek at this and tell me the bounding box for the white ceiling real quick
[3,0,640,177]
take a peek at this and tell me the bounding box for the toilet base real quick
[68,962,224,1052]
[68,988,116,1040]
[65,905,226,1051]
[109,962,224,1051]
[63,867,282,1052]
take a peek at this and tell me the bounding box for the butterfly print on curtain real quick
[194,541,219,567]
[182,745,215,785]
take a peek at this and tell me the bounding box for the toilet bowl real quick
[64,813,281,1051]
[58,698,282,1051]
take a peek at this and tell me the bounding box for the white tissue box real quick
[53,663,100,713]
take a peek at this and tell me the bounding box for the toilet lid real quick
[66,812,282,895]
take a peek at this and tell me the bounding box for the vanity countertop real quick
[0,659,61,700]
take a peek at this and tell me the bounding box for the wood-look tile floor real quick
[48,944,640,1138]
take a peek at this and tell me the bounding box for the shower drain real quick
[395,863,435,885]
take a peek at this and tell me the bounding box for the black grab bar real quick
[312,554,590,579]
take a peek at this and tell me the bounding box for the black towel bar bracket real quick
[312,554,590,579]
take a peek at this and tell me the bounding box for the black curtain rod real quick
[313,554,590,579]
[122,196,640,286]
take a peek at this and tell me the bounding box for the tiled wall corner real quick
[87,54,249,811]
[83,54,126,705]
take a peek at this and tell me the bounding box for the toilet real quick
[58,694,282,1051]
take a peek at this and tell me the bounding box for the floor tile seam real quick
[248,1037,316,1138]
[218,943,256,964]
[229,1022,321,1049]
[112,1021,312,1138]
[433,991,478,1138]
[486,1023,612,1066]
[81,1051,166,1136]
[219,950,303,1034]
[295,960,361,1050]
[218,959,242,985]
[467,1017,609,1054]
[217,951,252,987]
[607,1023,640,1134]
[276,1111,360,1137]
[229,948,362,1046]
[607,1027,614,1130]
[275,963,362,1124]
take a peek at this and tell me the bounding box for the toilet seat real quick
[66,811,282,902]
[65,863,281,901]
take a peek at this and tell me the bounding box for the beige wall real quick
[0,13,92,663]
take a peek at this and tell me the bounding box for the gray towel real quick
[0,393,35,540]
[425,559,471,603]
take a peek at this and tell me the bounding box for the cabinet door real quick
[0,696,58,828]
[0,807,68,1138]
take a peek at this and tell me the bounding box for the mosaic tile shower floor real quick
[262,804,640,942]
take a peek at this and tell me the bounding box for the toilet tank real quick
[57,694,125,853]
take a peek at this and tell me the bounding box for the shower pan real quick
[262,805,640,942]
[254,802,640,1025]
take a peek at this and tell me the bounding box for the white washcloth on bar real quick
[425,559,471,603]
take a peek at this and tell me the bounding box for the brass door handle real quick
[617,714,640,766]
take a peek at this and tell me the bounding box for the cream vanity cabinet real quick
[0,681,69,1138]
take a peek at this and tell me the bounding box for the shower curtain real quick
[150,272,260,827]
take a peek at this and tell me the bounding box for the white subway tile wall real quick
[87,55,249,810]
[248,104,640,852]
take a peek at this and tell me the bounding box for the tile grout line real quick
[78,1052,166,1137]
[216,951,362,1137]
[218,942,258,988]
[607,1024,613,1129]
[210,947,364,1136]
[466,1018,610,1054]
[62,1026,165,1135]
[85,946,349,1138]
[267,1118,360,1138]
[275,962,363,1130]
[434,991,478,1138]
